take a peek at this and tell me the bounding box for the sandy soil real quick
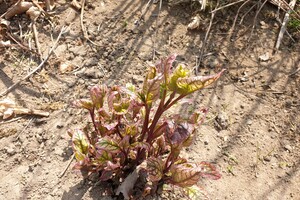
[0,0,299,199]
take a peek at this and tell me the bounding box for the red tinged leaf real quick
[142,66,164,104]
[147,157,165,182]
[73,99,93,110]
[199,161,221,180]
[90,85,107,109]
[169,162,202,187]
[166,121,195,147]
[176,69,226,95]
[72,129,90,161]
[96,137,121,153]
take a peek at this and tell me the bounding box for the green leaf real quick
[176,69,225,95]
[168,64,190,93]
[72,129,90,161]
[113,100,130,115]
[169,162,202,187]
[147,157,164,182]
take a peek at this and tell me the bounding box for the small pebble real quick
[284,145,292,152]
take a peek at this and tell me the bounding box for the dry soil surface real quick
[0,0,299,200]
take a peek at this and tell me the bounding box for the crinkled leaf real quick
[147,157,165,182]
[97,108,110,120]
[156,135,167,153]
[199,161,221,180]
[176,69,225,95]
[166,121,194,147]
[119,135,130,151]
[72,129,90,161]
[107,87,121,110]
[98,122,117,136]
[143,66,164,104]
[156,54,177,80]
[169,162,202,187]
[94,150,112,164]
[97,137,121,152]
[113,100,130,115]
[73,99,93,110]
[90,85,107,109]
[131,142,151,151]
[168,64,190,92]
[123,125,137,136]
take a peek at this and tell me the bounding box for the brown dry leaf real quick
[59,61,75,73]
[0,99,16,119]
[70,0,81,10]
[0,19,10,27]
[4,1,33,19]
[0,40,11,47]
[187,15,201,30]
[26,6,41,21]
[0,98,49,119]
[45,0,55,11]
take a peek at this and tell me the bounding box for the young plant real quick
[68,54,224,199]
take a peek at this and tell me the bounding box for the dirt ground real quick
[0,0,299,199]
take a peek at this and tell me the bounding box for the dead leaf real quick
[259,52,270,62]
[45,0,55,11]
[3,108,14,119]
[5,1,33,19]
[59,62,75,73]
[70,0,81,10]
[0,98,49,119]
[0,40,11,47]
[187,15,201,30]
[26,6,41,21]
[116,169,139,199]
[0,19,10,27]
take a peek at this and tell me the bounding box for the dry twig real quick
[80,0,100,46]
[211,0,246,13]
[274,0,297,53]
[196,1,218,74]
[59,154,75,178]
[229,0,251,38]
[0,26,68,97]
[153,0,162,60]
[248,0,268,42]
